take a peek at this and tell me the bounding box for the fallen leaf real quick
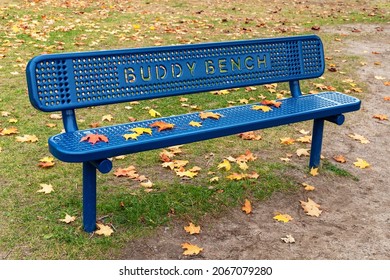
[199,111,222,120]
[296,148,310,157]
[184,222,201,235]
[299,129,311,135]
[281,234,296,243]
[300,198,322,217]
[38,156,55,168]
[189,121,202,127]
[209,176,219,183]
[131,127,152,135]
[310,167,319,176]
[218,159,231,171]
[348,133,369,144]
[273,213,293,223]
[252,105,272,112]
[149,109,161,117]
[95,223,114,236]
[140,180,153,188]
[181,242,203,256]
[333,154,347,163]
[353,158,370,169]
[16,134,38,143]
[102,114,113,122]
[242,199,252,214]
[0,127,18,136]
[280,137,295,145]
[80,133,109,144]
[260,100,282,108]
[302,183,316,191]
[59,214,76,224]
[297,135,312,143]
[175,168,198,178]
[373,114,388,121]
[37,183,54,194]
[384,96,390,100]
[238,131,262,140]
[150,121,175,132]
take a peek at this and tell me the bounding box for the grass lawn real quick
[0,0,387,259]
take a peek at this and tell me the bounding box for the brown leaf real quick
[150,121,175,132]
[333,155,347,163]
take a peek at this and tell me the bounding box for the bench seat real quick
[50,91,360,163]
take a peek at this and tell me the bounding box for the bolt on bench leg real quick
[310,118,325,168]
[83,161,97,233]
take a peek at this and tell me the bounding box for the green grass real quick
[0,0,385,259]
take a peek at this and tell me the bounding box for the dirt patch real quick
[119,24,390,260]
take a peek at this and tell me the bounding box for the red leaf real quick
[80,133,109,144]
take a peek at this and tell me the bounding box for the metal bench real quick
[26,35,361,232]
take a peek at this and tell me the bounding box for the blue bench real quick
[26,35,361,232]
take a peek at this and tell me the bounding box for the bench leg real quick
[310,118,325,168]
[83,161,97,233]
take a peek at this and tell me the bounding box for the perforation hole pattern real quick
[31,37,324,111]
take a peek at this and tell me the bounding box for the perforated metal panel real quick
[48,92,360,162]
[27,35,324,112]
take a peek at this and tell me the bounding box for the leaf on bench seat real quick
[130,127,152,135]
[251,105,272,112]
[80,133,109,145]
[123,133,139,141]
[260,100,282,108]
[150,121,175,132]
[199,111,223,120]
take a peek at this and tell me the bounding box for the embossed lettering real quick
[218,58,228,73]
[186,62,196,76]
[244,56,254,70]
[124,67,136,83]
[231,57,241,71]
[140,66,152,81]
[171,63,183,78]
[205,60,215,75]
[156,65,167,80]
[257,54,267,69]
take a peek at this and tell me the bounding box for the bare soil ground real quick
[120,24,390,260]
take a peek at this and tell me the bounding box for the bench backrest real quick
[26,35,324,112]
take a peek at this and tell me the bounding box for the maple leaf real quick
[123,133,139,140]
[299,129,311,135]
[189,121,202,127]
[80,133,109,145]
[175,169,198,179]
[297,135,312,143]
[149,109,161,117]
[95,223,114,236]
[181,242,203,256]
[0,127,18,136]
[114,166,138,178]
[38,156,55,168]
[140,180,153,188]
[227,173,246,181]
[310,167,319,176]
[273,213,293,223]
[333,154,347,163]
[199,111,222,120]
[102,114,113,122]
[59,214,76,224]
[238,131,262,140]
[280,137,295,145]
[260,100,282,108]
[300,198,322,217]
[37,183,54,194]
[16,134,38,143]
[209,176,219,183]
[384,96,390,100]
[218,159,231,171]
[238,161,248,170]
[184,222,201,235]
[353,158,370,169]
[373,114,388,121]
[242,199,252,214]
[50,113,62,120]
[236,150,257,162]
[150,121,175,132]
[302,183,316,191]
[281,234,295,243]
[296,148,310,157]
[252,105,272,112]
[348,133,369,144]
[131,127,152,135]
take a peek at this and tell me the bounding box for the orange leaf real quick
[150,121,175,132]
[184,222,201,235]
[80,133,109,145]
[199,111,222,120]
[373,114,388,121]
[0,127,18,136]
[280,137,295,145]
[238,131,262,140]
[333,155,347,163]
[310,167,319,176]
[261,100,282,108]
[181,242,203,256]
[242,199,252,214]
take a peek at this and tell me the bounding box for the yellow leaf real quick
[348,133,369,144]
[353,158,370,169]
[149,109,161,117]
[39,156,54,163]
[297,135,312,143]
[251,105,272,112]
[123,133,139,140]
[175,169,198,178]
[102,114,113,122]
[218,159,231,171]
[184,222,201,235]
[140,180,153,188]
[300,198,322,217]
[199,111,222,120]
[302,183,316,191]
[280,137,295,145]
[189,121,202,127]
[0,127,19,135]
[209,176,219,183]
[59,214,76,224]
[131,127,152,135]
[242,199,252,214]
[181,242,203,255]
[310,167,319,176]
[296,148,310,157]
[16,134,39,143]
[37,183,54,194]
[8,118,18,123]
[238,161,248,170]
[273,213,293,223]
[95,223,114,237]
